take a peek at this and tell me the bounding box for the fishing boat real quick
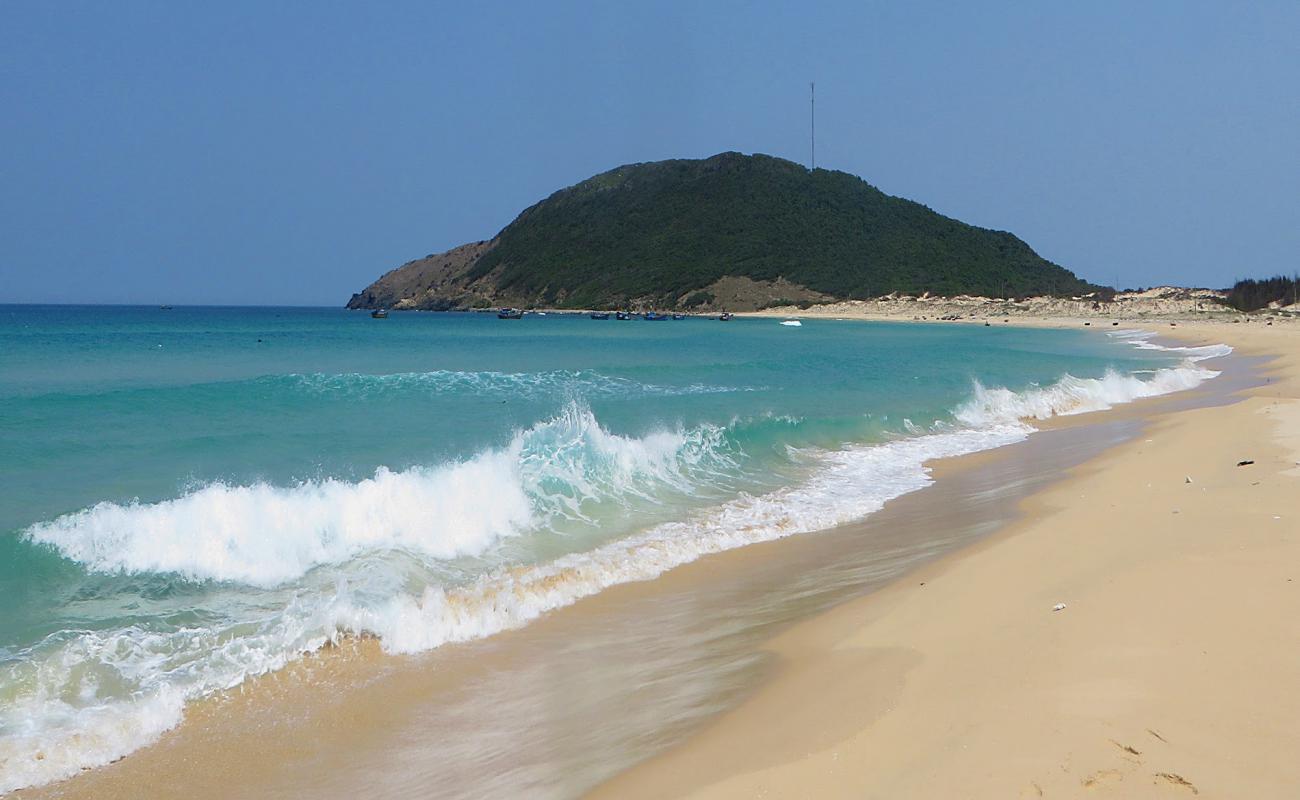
[644,312,668,321]
[671,313,686,320]
[718,312,733,321]
[616,311,632,320]
[497,307,523,319]
[370,309,389,319]
[589,311,611,320]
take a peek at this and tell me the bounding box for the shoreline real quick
[589,320,1299,798]
[9,319,1281,798]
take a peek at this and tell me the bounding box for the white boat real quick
[780,319,802,327]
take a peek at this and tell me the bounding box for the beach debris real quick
[1147,728,1169,743]
[1052,603,1067,612]
[1236,460,1255,467]
[1185,476,1193,484]
[1155,772,1199,794]
[1110,739,1142,757]
[1082,769,1124,788]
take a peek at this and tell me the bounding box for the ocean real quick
[0,305,1230,793]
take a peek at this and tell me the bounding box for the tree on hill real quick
[1225,275,1298,311]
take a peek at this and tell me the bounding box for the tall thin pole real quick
[810,82,816,171]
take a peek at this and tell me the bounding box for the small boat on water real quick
[497,307,523,319]
[718,312,733,321]
[644,312,668,321]
[370,309,389,319]
[616,311,632,320]
[590,311,611,320]
[671,313,686,320]
[780,319,802,327]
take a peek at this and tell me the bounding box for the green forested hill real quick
[347,152,1096,310]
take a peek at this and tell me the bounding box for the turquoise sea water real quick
[0,305,1227,791]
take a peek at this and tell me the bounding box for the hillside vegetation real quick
[348,152,1097,311]
[1225,275,1298,312]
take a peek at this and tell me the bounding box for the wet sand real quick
[15,322,1280,799]
[591,321,1300,798]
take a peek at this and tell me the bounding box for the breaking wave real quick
[24,404,737,587]
[955,331,1229,427]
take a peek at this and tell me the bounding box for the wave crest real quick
[23,404,737,587]
[953,365,1217,427]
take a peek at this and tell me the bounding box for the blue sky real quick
[1,1,1296,304]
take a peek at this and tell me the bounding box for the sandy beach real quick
[592,319,1300,798]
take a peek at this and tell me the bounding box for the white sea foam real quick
[0,682,184,796]
[328,422,1034,654]
[25,453,534,587]
[953,365,1216,426]
[955,332,1230,427]
[3,332,1233,793]
[24,404,732,587]
[0,605,334,794]
[1108,330,1233,363]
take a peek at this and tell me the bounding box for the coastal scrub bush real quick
[1226,275,1298,311]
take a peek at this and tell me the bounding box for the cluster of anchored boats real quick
[496,308,734,321]
[369,308,737,322]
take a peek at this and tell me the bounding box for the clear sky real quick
[1,1,1296,305]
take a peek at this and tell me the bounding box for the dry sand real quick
[591,321,1300,798]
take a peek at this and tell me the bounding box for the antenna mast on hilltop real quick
[810,82,816,171]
